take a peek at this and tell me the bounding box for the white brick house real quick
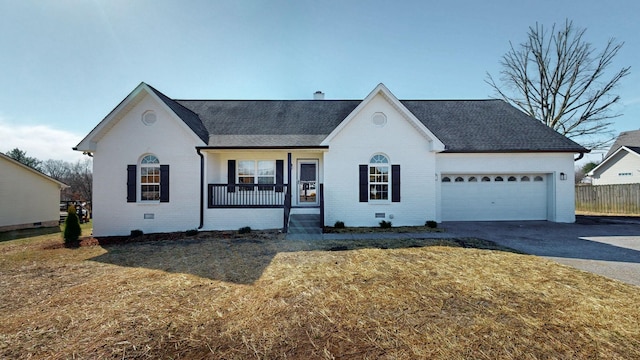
[75,83,586,236]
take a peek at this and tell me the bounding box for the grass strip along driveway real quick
[1,226,639,359]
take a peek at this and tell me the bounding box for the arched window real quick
[369,154,389,200]
[481,176,491,182]
[455,176,464,182]
[442,177,451,182]
[508,176,517,182]
[494,176,504,182]
[140,155,160,201]
[468,176,477,182]
[127,155,169,203]
[534,176,544,182]
[521,176,530,182]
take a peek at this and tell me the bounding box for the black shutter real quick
[392,164,400,202]
[359,164,368,202]
[275,160,284,192]
[127,165,136,202]
[227,160,236,193]
[160,165,170,202]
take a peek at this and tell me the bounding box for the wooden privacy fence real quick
[575,184,640,215]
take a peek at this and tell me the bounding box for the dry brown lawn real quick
[1,227,639,359]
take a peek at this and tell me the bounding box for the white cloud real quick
[0,118,88,163]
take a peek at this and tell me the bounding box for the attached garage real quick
[441,174,550,221]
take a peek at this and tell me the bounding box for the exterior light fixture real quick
[560,172,567,181]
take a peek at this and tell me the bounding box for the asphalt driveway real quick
[442,216,640,287]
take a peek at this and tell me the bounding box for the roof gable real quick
[589,145,640,176]
[75,83,207,152]
[320,83,445,151]
[0,153,67,188]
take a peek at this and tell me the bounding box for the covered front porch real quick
[198,148,326,232]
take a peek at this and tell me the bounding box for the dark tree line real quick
[4,148,92,202]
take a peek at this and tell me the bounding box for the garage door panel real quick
[442,174,548,221]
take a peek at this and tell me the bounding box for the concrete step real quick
[288,214,322,234]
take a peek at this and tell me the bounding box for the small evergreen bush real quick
[238,226,252,234]
[130,229,144,237]
[63,205,82,246]
[334,221,345,228]
[379,220,392,228]
[425,220,438,228]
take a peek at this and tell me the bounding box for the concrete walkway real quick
[285,216,640,287]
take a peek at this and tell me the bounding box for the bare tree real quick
[486,20,630,150]
[66,159,93,202]
[41,159,71,181]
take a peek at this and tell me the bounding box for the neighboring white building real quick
[589,130,640,185]
[0,152,67,232]
[75,83,587,236]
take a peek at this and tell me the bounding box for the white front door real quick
[297,160,318,206]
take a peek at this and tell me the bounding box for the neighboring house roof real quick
[604,130,640,158]
[588,145,640,176]
[0,152,68,188]
[77,82,588,153]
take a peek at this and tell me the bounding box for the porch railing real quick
[208,184,288,208]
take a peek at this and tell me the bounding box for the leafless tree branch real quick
[486,20,630,150]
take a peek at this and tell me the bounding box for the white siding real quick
[91,94,201,236]
[592,151,640,185]
[0,157,62,229]
[324,93,437,227]
[436,153,576,223]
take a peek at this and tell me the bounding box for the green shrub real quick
[334,221,345,228]
[238,226,252,234]
[63,205,82,246]
[130,229,144,237]
[186,229,198,236]
[425,220,438,228]
[379,220,392,228]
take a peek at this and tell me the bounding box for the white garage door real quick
[441,174,549,221]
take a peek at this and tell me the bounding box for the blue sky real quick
[0,0,638,164]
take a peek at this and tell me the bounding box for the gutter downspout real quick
[574,153,585,162]
[197,148,204,229]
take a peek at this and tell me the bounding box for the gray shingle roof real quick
[402,100,585,152]
[176,100,359,147]
[148,85,210,143]
[605,130,640,158]
[149,89,586,153]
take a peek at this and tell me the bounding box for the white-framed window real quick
[238,160,275,190]
[140,155,160,201]
[369,154,389,200]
